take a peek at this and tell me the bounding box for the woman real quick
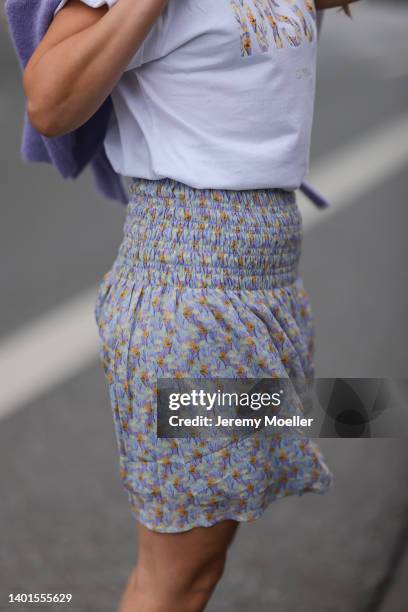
[22,1,355,610]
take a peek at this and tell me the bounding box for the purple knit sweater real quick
[4,0,328,209]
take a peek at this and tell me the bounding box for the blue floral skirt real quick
[94,177,333,533]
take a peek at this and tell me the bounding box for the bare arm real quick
[23,0,167,137]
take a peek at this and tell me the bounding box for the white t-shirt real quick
[54,0,318,190]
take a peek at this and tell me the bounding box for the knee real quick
[129,553,226,612]
[174,554,227,612]
[190,554,226,599]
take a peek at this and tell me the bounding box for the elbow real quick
[23,68,69,138]
[26,99,66,138]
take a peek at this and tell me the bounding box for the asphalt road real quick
[1,3,408,611]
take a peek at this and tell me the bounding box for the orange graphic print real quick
[229,0,316,56]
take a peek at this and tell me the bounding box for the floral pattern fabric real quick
[94,177,333,533]
[229,0,316,57]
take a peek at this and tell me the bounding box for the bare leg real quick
[118,519,239,612]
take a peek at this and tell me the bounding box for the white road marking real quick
[0,112,408,421]
[0,288,100,420]
[298,111,408,229]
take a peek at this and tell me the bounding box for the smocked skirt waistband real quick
[113,177,303,290]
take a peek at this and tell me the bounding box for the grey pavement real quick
[1,3,408,611]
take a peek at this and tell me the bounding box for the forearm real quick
[24,0,167,137]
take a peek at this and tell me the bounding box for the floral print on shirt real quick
[229,0,316,56]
